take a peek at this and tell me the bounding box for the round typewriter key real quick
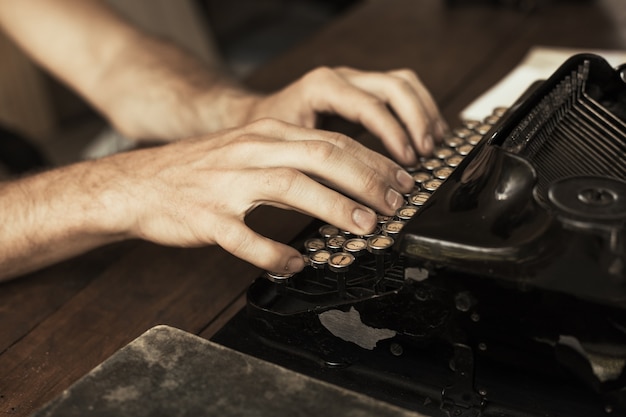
[463,120,481,130]
[445,154,464,168]
[475,123,492,135]
[404,162,421,173]
[339,229,352,237]
[457,143,474,156]
[368,235,395,281]
[304,237,326,253]
[381,220,405,237]
[433,166,454,180]
[493,107,508,117]
[422,158,443,171]
[360,225,380,239]
[396,205,418,221]
[328,252,355,273]
[409,191,432,206]
[467,134,482,146]
[433,147,455,160]
[376,214,393,224]
[484,115,500,125]
[412,171,432,184]
[422,178,443,192]
[343,238,367,256]
[318,224,339,238]
[329,251,355,297]
[326,235,347,252]
[367,235,395,254]
[444,136,465,148]
[453,127,472,138]
[310,249,331,269]
[264,271,294,283]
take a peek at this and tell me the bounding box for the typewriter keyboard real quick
[263,107,508,300]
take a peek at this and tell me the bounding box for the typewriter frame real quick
[214,54,626,417]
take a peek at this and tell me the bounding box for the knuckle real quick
[246,117,287,132]
[304,140,339,161]
[220,135,265,161]
[215,223,247,253]
[333,65,352,73]
[326,195,350,216]
[265,167,302,195]
[231,131,259,146]
[305,66,335,82]
[385,75,414,95]
[329,132,351,148]
[391,68,419,81]
[364,94,387,108]
[360,168,383,196]
[396,78,413,93]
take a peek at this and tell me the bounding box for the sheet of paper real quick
[460,46,626,121]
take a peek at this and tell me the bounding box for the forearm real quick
[92,32,256,141]
[0,161,129,281]
[0,0,256,141]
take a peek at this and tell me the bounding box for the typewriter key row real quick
[264,107,506,282]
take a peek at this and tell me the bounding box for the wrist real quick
[61,159,134,243]
[0,159,133,280]
[194,82,263,131]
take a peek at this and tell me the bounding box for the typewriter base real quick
[213,308,620,417]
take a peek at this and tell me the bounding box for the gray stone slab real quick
[33,325,427,417]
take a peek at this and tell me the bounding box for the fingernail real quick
[385,188,403,210]
[352,207,376,232]
[396,169,414,191]
[286,255,305,272]
[404,144,416,164]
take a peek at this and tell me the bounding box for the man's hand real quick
[115,119,414,274]
[0,1,446,165]
[0,119,415,280]
[240,67,448,165]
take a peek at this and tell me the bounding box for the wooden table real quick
[2,0,625,415]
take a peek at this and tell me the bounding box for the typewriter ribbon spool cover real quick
[216,54,626,417]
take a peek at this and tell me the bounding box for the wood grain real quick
[2,0,625,415]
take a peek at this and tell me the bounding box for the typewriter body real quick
[215,54,626,417]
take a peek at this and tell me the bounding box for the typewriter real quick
[213,54,626,417]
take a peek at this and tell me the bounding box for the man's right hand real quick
[114,118,415,274]
[0,118,415,281]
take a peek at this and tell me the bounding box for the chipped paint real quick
[319,307,396,350]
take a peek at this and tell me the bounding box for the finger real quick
[228,119,415,196]
[215,216,305,274]
[387,69,449,138]
[336,67,440,155]
[243,140,410,216]
[245,166,387,235]
[299,67,418,165]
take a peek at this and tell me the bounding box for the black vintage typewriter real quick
[213,54,626,417]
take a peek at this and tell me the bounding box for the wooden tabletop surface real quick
[2,0,625,415]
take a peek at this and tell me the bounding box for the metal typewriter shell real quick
[397,53,626,309]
